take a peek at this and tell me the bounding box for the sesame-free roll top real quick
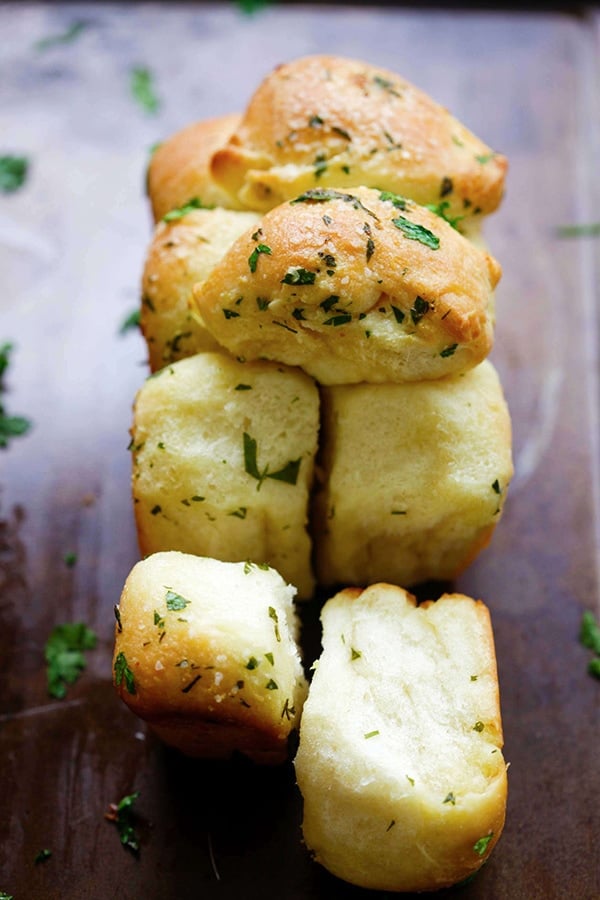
[192,187,501,385]
[210,55,507,220]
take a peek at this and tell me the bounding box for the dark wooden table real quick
[1,4,599,898]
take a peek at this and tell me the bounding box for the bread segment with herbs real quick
[131,351,319,598]
[294,584,507,891]
[113,552,308,763]
[313,359,513,587]
[192,186,500,384]
[210,55,507,220]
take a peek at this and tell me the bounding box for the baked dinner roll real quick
[294,584,507,891]
[210,55,507,221]
[141,207,261,371]
[131,352,319,598]
[192,187,500,385]
[312,359,513,587]
[147,114,245,222]
[113,551,308,763]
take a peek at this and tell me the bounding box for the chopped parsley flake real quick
[181,674,202,693]
[265,679,279,690]
[378,190,407,210]
[34,848,52,864]
[114,651,136,695]
[364,730,380,739]
[440,176,454,197]
[323,313,352,326]
[440,343,458,357]
[281,267,316,285]
[391,305,405,324]
[0,342,32,448]
[492,479,501,494]
[235,384,252,391]
[165,589,191,611]
[34,20,88,51]
[269,606,281,642]
[248,243,272,272]
[228,506,247,519]
[63,551,77,568]
[281,698,295,719]
[473,833,493,856]
[265,652,274,665]
[106,791,141,854]
[243,431,301,490]
[246,656,260,670]
[393,216,440,250]
[350,647,362,660]
[475,153,495,164]
[443,792,456,805]
[580,610,600,679]
[45,622,97,699]
[410,296,430,324]
[473,721,485,732]
[425,200,464,230]
[119,309,140,334]
[0,155,29,193]
[373,74,401,97]
[163,197,211,222]
[290,188,378,218]
[130,66,160,115]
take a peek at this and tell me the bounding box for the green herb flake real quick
[373,75,401,97]
[313,153,328,178]
[106,791,141,854]
[163,196,211,222]
[130,66,160,115]
[589,657,600,679]
[350,647,362,661]
[393,216,440,250]
[153,610,165,629]
[119,309,140,334]
[165,589,191,611]
[228,506,247,519]
[580,610,600,655]
[290,188,378,218]
[470,674,478,682]
[114,651,136,695]
[308,114,324,127]
[63,551,77,568]
[265,679,279,690]
[235,383,252,391]
[34,20,88,51]
[34,848,52,864]
[265,652,274,665]
[475,153,495,164]
[492,479,501,494]
[473,833,493,856]
[440,343,458,358]
[406,775,415,786]
[378,190,407,210]
[0,156,29,193]
[246,656,260,670]
[0,893,14,900]
[248,243,272,273]
[386,819,396,832]
[281,698,295,719]
[281,267,316,286]
[473,721,485,732]
[443,792,456,805]
[45,622,98,699]
[425,200,464,230]
[410,296,430,325]
[557,222,600,238]
[323,313,352,327]
[364,730,380,739]
[440,176,453,197]
[243,431,301,490]
[366,237,375,261]
[391,305,405,324]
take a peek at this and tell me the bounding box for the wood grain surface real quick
[1,4,599,898]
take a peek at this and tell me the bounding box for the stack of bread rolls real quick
[114,55,511,892]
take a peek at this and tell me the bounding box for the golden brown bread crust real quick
[148,114,245,222]
[294,584,507,891]
[113,552,308,764]
[192,187,501,384]
[210,55,507,218]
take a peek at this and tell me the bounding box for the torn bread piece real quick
[313,359,513,587]
[131,352,319,599]
[294,584,507,891]
[141,206,260,371]
[147,113,245,222]
[192,187,500,385]
[113,551,308,763]
[210,55,507,222]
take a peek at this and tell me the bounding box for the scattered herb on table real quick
[45,622,97,699]
[556,222,600,238]
[130,66,160,115]
[0,342,32,448]
[34,20,88,51]
[579,610,600,679]
[0,156,29,193]
[119,309,140,334]
[63,551,77,568]
[105,791,141,854]
[34,849,52,864]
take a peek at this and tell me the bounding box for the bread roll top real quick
[211,55,507,219]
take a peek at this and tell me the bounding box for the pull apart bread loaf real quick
[130,351,319,599]
[113,551,307,763]
[294,584,507,892]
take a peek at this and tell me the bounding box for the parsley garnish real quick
[64,551,77,568]
[34,20,88,51]
[440,176,453,197]
[106,791,141,854]
[0,342,31,448]
[410,296,430,324]
[246,656,260,670]
[373,75,401,97]
[268,606,281,642]
[364,730,380,739]
[443,792,456,805]
[243,432,301,490]
[350,647,362,660]
[440,343,458,357]
[378,190,407,210]
[34,849,52,864]
[165,589,191,611]
[492,479,501,494]
[281,698,295,719]
[114,651,136,695]
[323,313,352,326]
[163,197,209,222]
[473,721,485,732]
[281,267,316,285]
[580,610,600,679]
[45,623,97,699]
[248,243,272,272]
[473,833,493,855]
[235,383,252,391]
[0,892,13,899]
[425,200,464,230]
[391,306,405,324]
[290,188,377,218]
[0,156,29,193]
[393,216,440,249]
[265,679,278,690]
[130,66,160,115]
[475,153,495,164]
[119,309,140,334]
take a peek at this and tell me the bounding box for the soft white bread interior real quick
[294,584,507,891]
[210,55,507,221]
[147,113,245,222]
[131,352,319,599]
[113,551,308,763]
[312,359,513,587]
[192,187,501,385]
[141,207,261,371]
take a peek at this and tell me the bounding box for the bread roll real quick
[312,360,513,587]
[294,584,507,891]
[147,114,245,222]
[192,187,500,385]
[141,207,261,371]
[211,55,507,221]
[113,551,308,763]
[131,352,319,598]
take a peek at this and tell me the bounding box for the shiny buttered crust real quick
[131,352,319,598]
[313,360,513,587]
[113,552,308,763]
[192,187,500,385]
[141,207,260,371]
[210,55,507,220]
[147,114,245,222]
[294,585,507,891]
